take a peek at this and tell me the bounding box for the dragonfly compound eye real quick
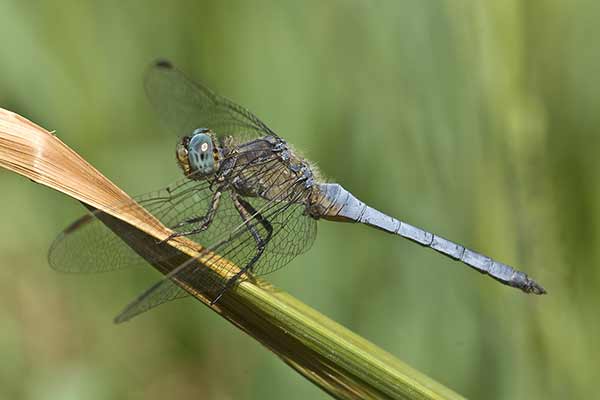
[187,131,215,175]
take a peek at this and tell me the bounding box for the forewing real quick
[48,147,281,274]
[48,178,214,273]
[145,60,277,139]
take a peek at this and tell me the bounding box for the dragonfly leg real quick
[160,188,224,243]
[211,195,273,305]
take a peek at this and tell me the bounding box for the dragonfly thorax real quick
[176,128,223,178]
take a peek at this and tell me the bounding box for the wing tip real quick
[154,58,174,70]
[113,314,129,324]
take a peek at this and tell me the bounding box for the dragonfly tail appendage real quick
[316,183,546,295]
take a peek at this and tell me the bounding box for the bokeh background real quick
[0,1,597,399]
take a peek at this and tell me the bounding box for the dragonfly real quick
[48,60,546,323]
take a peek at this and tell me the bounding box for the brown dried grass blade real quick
[0,107,464,400]
[0,107,161,234]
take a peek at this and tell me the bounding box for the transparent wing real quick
[47,178,212,273]
[48,148,280,273]
[145,59,277,139]
[49,148,317,322]
[114,175,317,323]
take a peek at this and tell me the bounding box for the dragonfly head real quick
[176,128,222,178]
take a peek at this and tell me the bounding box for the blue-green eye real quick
[187,131,215,175]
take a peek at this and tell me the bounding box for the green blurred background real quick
[0,1,596,399]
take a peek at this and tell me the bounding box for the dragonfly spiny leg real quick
[159,186,225,244]
[211,195,273,305]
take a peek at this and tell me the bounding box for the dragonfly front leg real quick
[161,187,224,243]
[211,195,273,305]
